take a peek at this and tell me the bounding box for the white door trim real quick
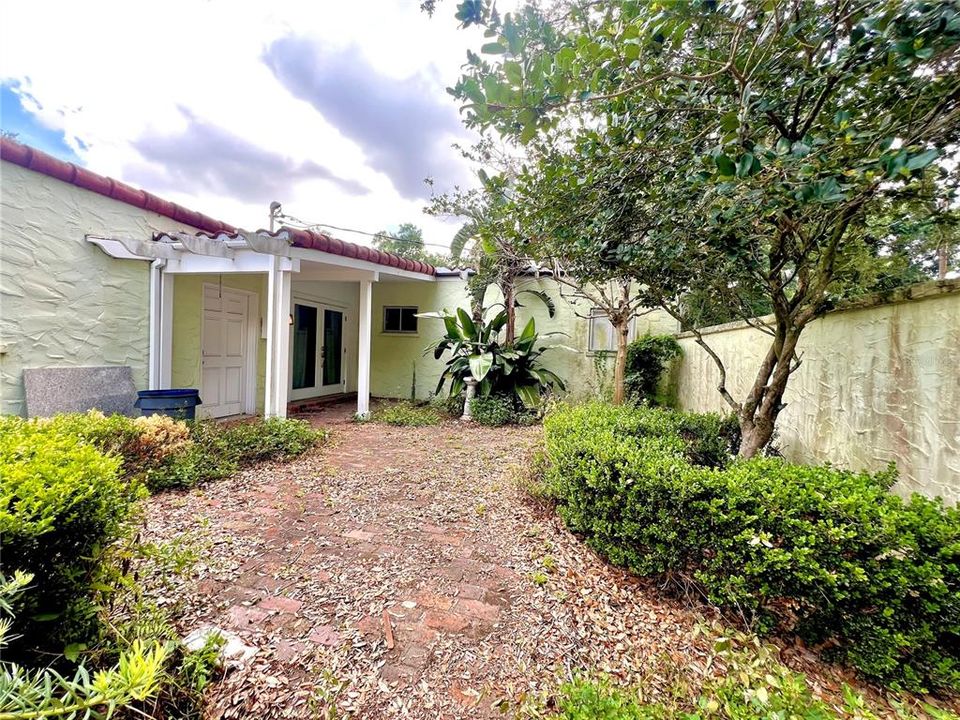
[200,283,259,417]
[289,297,346,400]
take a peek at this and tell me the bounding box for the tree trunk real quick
[612,318,630,405]
[736,325,801,458]
[504,280,516,345]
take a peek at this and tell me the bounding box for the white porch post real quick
[265,257,293,417]
[148,261,174,390]
[148,261,161,390]
[357,279,373,417]
[159,268,174,389]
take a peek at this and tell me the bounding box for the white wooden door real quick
[202,285,248,417]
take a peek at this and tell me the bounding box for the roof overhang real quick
[87,229,435,282]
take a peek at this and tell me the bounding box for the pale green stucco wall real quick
[171,274,268,414]
[673,283,960,503]
[370,276,678,401]
[0,161,206,416]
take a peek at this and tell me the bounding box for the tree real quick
[448,0,960,456]
[427,171,555,343]
[373,223,427,261]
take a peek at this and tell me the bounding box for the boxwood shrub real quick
[0,416,144,658]
[543,402,960,693]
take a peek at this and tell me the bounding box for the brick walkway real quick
[143,410,709,718]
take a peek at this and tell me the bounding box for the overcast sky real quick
[0,0,497,251]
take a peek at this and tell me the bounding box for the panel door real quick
[202,286,248,417]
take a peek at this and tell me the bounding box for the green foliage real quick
[0,573,169,720]
[448,0,960,455]
[178,633,225,697]
[373,222,438,263]
[430,393,465,418]
[424,306,565,407]
[0,638,170,720]
[624,334,682,406]
[543,403,960,692]
[0,416,143,657]
[374,401,443,427]
[553,677,651,720]
[470,394,514,427]
[16,411,314,494]
[146,417,323,491]
[548,627,931,719]
[470,393,539,426]
[221,417,322,464]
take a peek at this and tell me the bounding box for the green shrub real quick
[624,334,682,406]
[221,417,322,463]
[543,402,960,692]
[40,411,192,478]
[374,401,443,426]
[0,416,144,658]
[146,417,322,491]
[470,394,514,426]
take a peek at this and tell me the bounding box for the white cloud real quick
[0,0,496,249]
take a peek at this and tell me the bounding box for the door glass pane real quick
[292,304,317,390]
[323,309,343,386]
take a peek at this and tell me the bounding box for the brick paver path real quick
[143,412,708,718]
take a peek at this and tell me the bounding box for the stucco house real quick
[0,139,676,418]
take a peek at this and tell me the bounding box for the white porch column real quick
[265,257,293,417]
[357,279,373,417]
[159,268,174,389]
[148,261,161,390]
[148,261,174,390]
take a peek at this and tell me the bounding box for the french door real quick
[290,301,345,400]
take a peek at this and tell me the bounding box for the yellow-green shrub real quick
[0,416,144,658]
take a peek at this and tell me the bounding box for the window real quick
[383,306,418,334]
[588,309,636,352]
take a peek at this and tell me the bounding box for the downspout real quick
[148,259,166,390]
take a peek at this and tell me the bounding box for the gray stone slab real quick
[23,366,138,417]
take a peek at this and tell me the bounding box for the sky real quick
[0,0,498,251]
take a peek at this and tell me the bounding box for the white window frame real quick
[382,305,419,334]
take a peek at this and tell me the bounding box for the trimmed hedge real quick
[0,416,144,657]
[543,402,960,692]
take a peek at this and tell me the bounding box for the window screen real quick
[383,306,418,333]
[588,309,636,352]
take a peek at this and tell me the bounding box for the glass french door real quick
[290,302,344,400]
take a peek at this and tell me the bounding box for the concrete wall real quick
[0,161,204,416]
[673,281,960,503]
[371,276,678,401]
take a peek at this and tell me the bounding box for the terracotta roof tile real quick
[0,137,434,276]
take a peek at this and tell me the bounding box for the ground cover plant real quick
[542,402,960,693]
[372,400,444,426]
[544,629,959,720]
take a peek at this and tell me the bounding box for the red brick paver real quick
[142,407,711,719]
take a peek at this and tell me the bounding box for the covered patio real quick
[88,228,436,419]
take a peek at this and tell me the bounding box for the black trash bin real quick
[135,389,202,420]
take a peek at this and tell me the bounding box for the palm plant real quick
[422,307,565,408]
